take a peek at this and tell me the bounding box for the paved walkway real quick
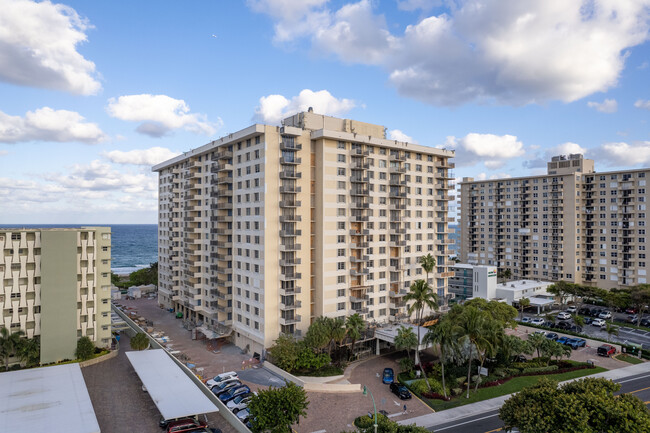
[398,361,650,428]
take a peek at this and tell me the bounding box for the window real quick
[337,302,346,311]
[338,154,346,163]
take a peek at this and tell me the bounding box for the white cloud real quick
[587,98,618,113]
[388,129,416,143]
[445,133,524,169]
[0,150,7,156]
[254,89,356,124]
[0,107,106,143]
[106,94,219,137]
[596,141,650,166]
[634,99,650,110]
[396,0,441,11]
[247,0,330,42]
[250,1,650,105]
[0,0,100,95]
[523,141,587,169]
[45,160,157,193]
[475,172,512,181]
[103,147,180,166]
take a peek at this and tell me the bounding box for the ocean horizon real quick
[0,224,158,274]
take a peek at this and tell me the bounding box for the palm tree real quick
[605,323,619,342]
[548,340,571,363]
[345,313,364,360]
[423,317,458,398]
[419,254,436,286]
[458,306,488,398]
[329,318,346,358]
[527,333,547,359]
[17,336,40,367]
[518,298,530,320]
[394,325,418,364]
[405,279,438,390]
[130,332,150,351]
[0,327,25,371]
[305,317,331,354]
[572,314,585,329]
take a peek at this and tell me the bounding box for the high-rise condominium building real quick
[153,111,455,354]
[459,154,650,290]
[0,227,112,364]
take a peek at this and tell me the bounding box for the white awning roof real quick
[126,349,218,420]
[528,297,555,306]
[0,363,100,433]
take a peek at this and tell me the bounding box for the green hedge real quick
[521,365,559,374]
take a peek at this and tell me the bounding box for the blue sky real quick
[1,0,650,224]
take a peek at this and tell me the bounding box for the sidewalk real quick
[398,362,650,428]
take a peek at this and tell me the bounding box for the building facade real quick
[153,111,455,354]
[0,227,112,364]
[459,154,649,290]
[448,263,497,300]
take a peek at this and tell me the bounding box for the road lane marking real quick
[618,374,650,384]
[629,386,650,394]
[435,413,499,431]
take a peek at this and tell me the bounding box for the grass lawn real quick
[614,354,644,365]
[426,367,607,411]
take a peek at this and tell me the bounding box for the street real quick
[428,371,650,433]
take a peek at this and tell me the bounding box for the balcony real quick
[279,285,302,296]
[389,153,406,162]
[212,149,232,160]
[350,268,369,277]
[279,315,302,325]
[350,229,369,236]
[389,165,407,174]
[279,258,302,266]
[279,243,301,252]
[279,170,302,179]
[389,240,406,247]
[389,289,408,297]
[280,156,302,165]
[279,200,302,208]
[279,229,302,237]
[350,242,369,249]
[279,185,302,194]
[350,176,369,183]
[351,188,369,196]
[280,300,302,310]
[280,272,302,281]
[349,255,369,263]
[280,142,302,151]
[279,214,302,223]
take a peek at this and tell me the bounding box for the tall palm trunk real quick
[475,352,486,392]
[416,308,431,390]
[440,346,447,399]
[466,345,473,399]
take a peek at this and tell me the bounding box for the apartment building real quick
[459,154,650,290]
[0,227,112,364]
[153,111,455,354]
[447,263,497,300]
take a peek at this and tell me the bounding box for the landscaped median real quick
[399,360,606,412]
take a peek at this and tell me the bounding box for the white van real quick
[206,371,238,388]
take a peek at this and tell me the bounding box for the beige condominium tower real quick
[459,154,650,290]
[0,227,112,364]
[153,111,455,354]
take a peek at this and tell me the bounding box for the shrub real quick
[75,337,95,361]
[422,391,451,401]
[521,365,559,374]
[399,357,414,373]
[456,376,466,386]
[409,379,431,395]
[451,387,463,396]
[354,415,374,429]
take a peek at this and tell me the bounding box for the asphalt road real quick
[428,372,650,433]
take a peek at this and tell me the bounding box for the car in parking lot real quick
[219,385,251,402]
[579,307,591,316]
[236,408,251,423]
[382,368,394,384]
[389,382,412,399]
[556,321,571,330]
[626,307,638,314]
[566,338,587,349]
[568,325,583,333]
[599,311,612,320]
[557,312,571,320]
[166,418,207,433]
[628,315,639,324]
[545,332,559,341]
[227,393,253,412]
[590,308,604,317]
[530,318,545,326]
[583,317,593,325]
[557,336,571,345]
[520,316,531,323]
[642,318,650,328]
[592,318,606,328]
[597,344,617,357]
[212,380,242,396]
[566,306,577,313]
[206,371,238,388]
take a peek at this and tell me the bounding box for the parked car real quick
[628,315,639,324]
[389,382,412,400]
[206,371,238,388]
[567,306,577,313]
[545,332,559,341]
[556,321,571,330]
[543,321,556,328]
[578,307,591,315]
[626,307,638,314]
[641,318,650,328]
[219,385,251,403]
[530,318,545,326]
[557,336,571,345]
[236,408,251,423]
[212,380,241,396]
[533,330,547,336]
[583,317,594,325]
[520,317,532,323]
[597,344,617,357]
[567,338,587,349]
[227,394,253,412]
[599,311,612,320]
[557,312,572,320]
[382,368,395,384]
[568,325,583,333]
[590,308,604,317]
[592,318,606,328]
[167,418,207,433]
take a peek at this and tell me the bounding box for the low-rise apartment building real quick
[459,154,649,290]
[153,111,455,354]
[0,227,112,363]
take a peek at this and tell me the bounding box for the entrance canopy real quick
[0,363,99,433]
[126,349,218,420]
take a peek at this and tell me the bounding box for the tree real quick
[75,336,95,361]
[130,332,149,351]
[605,323,619,342]
[0,327,25,371]
[404,279,438,389]
[500,377,650,433]
[17,336,40,368]
[527,333,547,360]
[546,340,571,364]
[423,317,459,398]
[345,313,365,360]
[327,317,346,356]
[419,253,436,286]
[268,334,299,372]
[248,381,308,433]
[304,317,331,354]
[625,284,650,326]
[499,334,532,365]
[572,314,585,328]
[394,325,418,365]
[458,306,487,398]
[547,281,574,309]
[518,298,530,320]
[473,319,501,391]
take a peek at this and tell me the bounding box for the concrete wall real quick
[264,361,361,393]
[40,231,78,363]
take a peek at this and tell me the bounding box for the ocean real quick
[0,224,158,274]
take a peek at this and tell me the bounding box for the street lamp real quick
[363,385,378,433]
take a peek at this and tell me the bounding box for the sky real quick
[1,0,650,224]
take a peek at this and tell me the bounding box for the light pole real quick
[363,385,378,433]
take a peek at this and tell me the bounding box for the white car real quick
[530,318,545,326]
[206,371,238,388]
[599,311,612,320]
[227,394,253,412]
[566,306,577,313]
[521,317,532,323]
[592,318,606,327]
[236,408,251,422]
[557,312,572,320]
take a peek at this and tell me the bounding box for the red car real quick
[626,307,638,314]
[167,418,207,433]
[597,344,617,357]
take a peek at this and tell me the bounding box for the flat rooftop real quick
[497,280,553,293]
[0,363,100,433]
